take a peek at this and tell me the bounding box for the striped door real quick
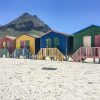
[83,36,91,47]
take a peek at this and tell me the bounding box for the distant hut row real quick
[0,25,100,62]
[0,30,73,60]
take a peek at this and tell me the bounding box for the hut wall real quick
[0,38,3,48]
[67,36,73,54]
[35,38,40,54]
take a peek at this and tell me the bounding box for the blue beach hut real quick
[37,30,73,60]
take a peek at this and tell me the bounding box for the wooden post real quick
[98,48,100,58]
[94,48,95,58]
[86,48,88,58]
[93,58,95,63]
[99,48,100,64]
[99,58,100,64]
[80,48,82,62]
[91,48,93,57]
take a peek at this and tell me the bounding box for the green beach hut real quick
[73,25,100,52]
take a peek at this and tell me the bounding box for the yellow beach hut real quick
[13,34,40,58]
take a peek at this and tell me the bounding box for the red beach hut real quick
[0,36,16,53]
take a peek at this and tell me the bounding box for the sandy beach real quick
[0,58,100,100]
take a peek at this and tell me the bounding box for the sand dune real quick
[0,58,100,100]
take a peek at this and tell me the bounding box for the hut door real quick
[20,41,25,48]
[3,42,7,48]
[7,42,13,53]
[25,40,30,50]
[95,35,100,47]
[7,42,9,48]
[46,38,52,48]
[83,36,91,47]
[54,37,59,48]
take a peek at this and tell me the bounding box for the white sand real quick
[0,58,100,100]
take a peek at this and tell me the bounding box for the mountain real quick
[0,13,51,37]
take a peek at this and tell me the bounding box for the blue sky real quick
[0,0,100,33]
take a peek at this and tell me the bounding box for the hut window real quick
[54,37,59,48]
[46,38,51,48]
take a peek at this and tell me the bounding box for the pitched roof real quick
[15,34,39,40]
[5,36,16,40]
[73,25,100,35]
[39,30,71,37]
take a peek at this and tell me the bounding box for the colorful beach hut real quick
[13,34,40,58]
[72,25,100,62]
[37,30,73,61]
[73,25,100,52]
[0,36,16,57]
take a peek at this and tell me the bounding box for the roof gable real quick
[6,36,16,40]
[0,36,16,41]
[15,34,38,40]
[40,30,70,38]
[73,25,100,35]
